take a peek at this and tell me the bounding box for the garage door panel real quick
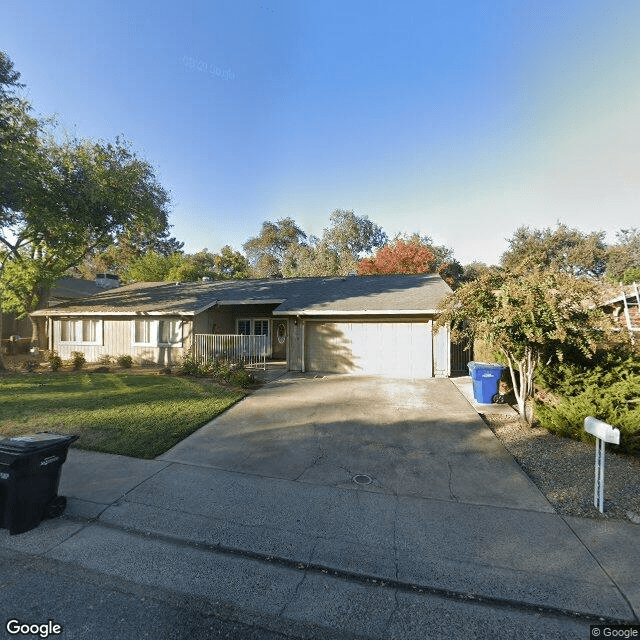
[305,322,433,378]
[305,322,356,373]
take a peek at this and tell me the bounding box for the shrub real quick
[230,368,254,388]
[21,359,39,372]
[214,360,232,382]
[98,354,113,365]
[181,353,200,376]
[70,351,86,370]
[180,355,255,386]
[535,356,640,455]
[116,355,133,369]
[45,350,62,371]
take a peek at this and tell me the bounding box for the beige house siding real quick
[52,316,192,365]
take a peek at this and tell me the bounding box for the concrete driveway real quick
[159,374,551,512]
[6,372,639,635]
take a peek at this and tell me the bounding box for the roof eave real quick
[273,309,441,316]
[30,310,199,317]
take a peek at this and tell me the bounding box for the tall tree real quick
[1,52,174,348]
[322,209,387,273]
[281,238,342,277]
[435,268,611,424]
[212,245,249,279]
[281,210,388,277]
[358,239,437,275]
[119,250,183,283]
[606,228,640,284]
[0,51,43,369]
[166,247,249,281]
[75,227,184,280]
[0,51,23,99]
[460,261,497,282]
[1,135,172,345]
[501,224,607,277]
[357,233,463,286]
[121,247,249,283]
[243,217,307,278]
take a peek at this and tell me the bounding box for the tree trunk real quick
[0,309,6,371]
[502,348,534,425]
[29,285,50,349]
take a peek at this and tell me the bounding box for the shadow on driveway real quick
[158,374,551,512]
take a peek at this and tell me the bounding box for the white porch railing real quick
[193,334,268,369]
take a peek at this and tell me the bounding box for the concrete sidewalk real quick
[1,375,638,638]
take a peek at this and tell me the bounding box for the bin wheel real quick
[492,393,505,404]
[44,495,67,519]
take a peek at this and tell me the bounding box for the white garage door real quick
[305,321,433,378]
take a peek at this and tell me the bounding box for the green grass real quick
[0,373,244,459]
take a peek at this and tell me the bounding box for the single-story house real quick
[2,275,120,353]
[600,283,640,334]
[30,273,455,377]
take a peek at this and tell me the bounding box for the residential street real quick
[0,374,637,639]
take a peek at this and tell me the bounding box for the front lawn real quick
[0,373,244,459]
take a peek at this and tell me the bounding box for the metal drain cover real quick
[352,474,373,485]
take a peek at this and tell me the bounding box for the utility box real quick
[467,362,505,404]
[0,432,78,535]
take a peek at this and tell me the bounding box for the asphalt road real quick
[0,549,320,640]
[0,546,595,640]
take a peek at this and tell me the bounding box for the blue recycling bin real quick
[467,362,505,404]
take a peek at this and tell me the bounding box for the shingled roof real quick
[31,274,452,317]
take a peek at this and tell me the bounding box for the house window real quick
[60,319,101,344]
[159,320,182,345]
[237,320,251,336]
[134,319,153,345]
[236,318,270,339]
[254,320,269,336]
[132,319,183,346]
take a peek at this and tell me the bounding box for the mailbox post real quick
[584,417,620,514]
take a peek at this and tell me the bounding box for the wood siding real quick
[52,316,192,365]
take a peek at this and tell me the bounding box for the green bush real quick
[214,360,232,382]
[116,355,133,368]
[70,351,86,370]
[230,368,254,388]
[180,353,200,376]
[46,350,62,371]
[180,355,254,386]
[537,352,640,398]
[21,359,38,372]
[98,354,113,365]
[535,358,640,455]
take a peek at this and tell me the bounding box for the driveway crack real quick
[293,449,327,482]
[384,589,401,636]
[447,461,459,502]
[279,571,307,618]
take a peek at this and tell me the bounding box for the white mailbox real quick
[584,417,620,514]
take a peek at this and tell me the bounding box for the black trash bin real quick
[0,432,78,535]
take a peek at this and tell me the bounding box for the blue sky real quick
[3,1,639,265]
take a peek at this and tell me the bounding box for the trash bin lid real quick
[467,361,505,371]
[0,432,78,453]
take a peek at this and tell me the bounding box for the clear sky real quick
[2,1,639,265]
